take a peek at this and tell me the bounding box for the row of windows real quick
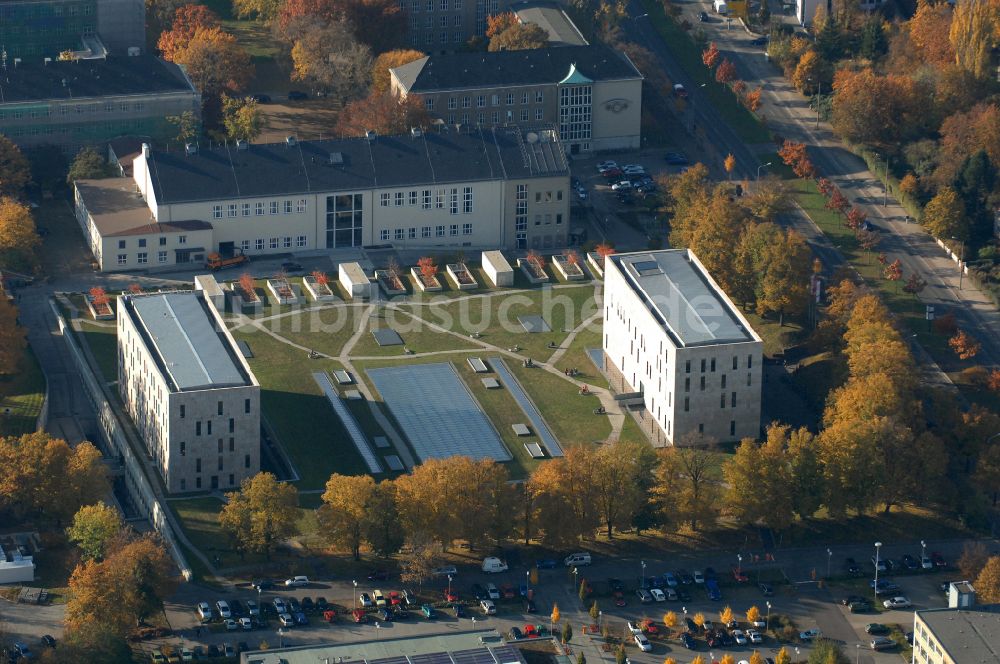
[685,356,754,373]
[429,91,544,112]
[380,223,473,240]
[440,109,545,125]
[212,199,307,219]
[0,101,146,122]
[118,251,168,265]
[179,438,241,457]
[179,400,252,419]
[533,213,563,226]
[412,30,467,44]
[379,187,473,213]
[414,14,463,28]
[178,472,244,492]
[118,236,186,250]
[239,236,309,251]
[400,0,464,11]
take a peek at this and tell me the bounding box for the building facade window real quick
[212,205,222,219]
[462,223,472,235]
[158,251,167,263]
[228,203,238,217]
[326,193,364,248]
[462,186,473,213]
[241,203,251,216]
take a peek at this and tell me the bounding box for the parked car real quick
[597,161,618,171]
[866,623,889,635]
[524,598,537,613]
[487,583,500,600]
[252,579,274,591]
[901,554,918,570]
[375,608,390,622]
[454,604,467,618]
[239,617,252,630]
[634,633,652,652]
[509,627,523,640]
[693,570,705,584]
[480,599,496,615]
[285,576,309,587]
[421,604,436,619]
[870,637,896,651]
[849,601,871,613]
[706,579,722,601]
[272,599,287,614]
[845,558,862,575]
[871,556,887,572]
[932,552,947,567]
[444,588,459,603]
[40,635,56,649]
[246,600,259,617]
[748,630,763,644]
[278,613,295,627]
[433,565,458,576]
[196,602,212,621]
[216,600,232,619]
[373,589,387,607]
[636,588,653,603]
[665,588,678,601]
[664,152,689,165]
[611,180,632,191]
[673,83,688,98]
[299,597,312,613]
[359,593,374,608]
[662,572,678,587]
[352,608,366,623]
[883,596,912,609]
[471,583,486,599]
[287,90,308,101]
[250,94,271,104]
[799,628,822,640]
[681,632,697,649]
[564,552,592,567]
[732,629,747,645]
[921,556,935,570]
[699,10,709,20]
[650,588,666,602]
[367,569,389,581]
[535,559,558,569]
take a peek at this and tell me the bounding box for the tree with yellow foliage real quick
[171,26,253,96]
[974,556,1000,603]
[0,296,26,375]
[0,197,40,271]
[219,472,299,559]
[950,0,997,78]
[746,605,761,624]
[719,605,734,625]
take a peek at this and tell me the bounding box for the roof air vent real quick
[184,142,198,155]
[410,127,422,138]
[285,135,297,147]
[235,139,249,151]
[329,152,344,165]
[365,130,377,141]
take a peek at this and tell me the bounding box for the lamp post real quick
[874,541,883,603]
[856,643,861,664]
[765,601,771,630]
[526,570,531,597]
[598,610,602,631]
[737,554,742,575]
[640,561,646,588]
[375,621,381,640]
[277,628,285,648]
[873,152,889,207]
[448,574,453,598]
[572,567,578,593]
[756,162,772,181]
[827,548,833,579]
[921,540,927,565]
[353,579,358,610]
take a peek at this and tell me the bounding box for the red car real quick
[613,590,626,607]
[388,591,402,606]
[641,619,659,635]
[932,552,947,568]
[444,589,459,602]
[501,584,516,599]
[601,167,623,180]
[732,567,749,582]
[352,608,366,623]
[323,609,337,623]
[523,624,539,638]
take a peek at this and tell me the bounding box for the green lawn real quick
[264,305,367,358]
[350,311,482,357]
[416,284,601,362]
[0,347,46,438]
[231,326,370,488]
[507,359,611,445]
[550,326,605,386]
[640,0,772,144]
[77,321,117,382]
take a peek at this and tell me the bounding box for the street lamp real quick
[873,151,889,207]
[856,643,861,664]
[641,561,646,588]
[756,162,772,181]
[353,579,358,610]
[737,554,742,575]
[277,628,285,648]
[448,574,453,598]
[375,621,381,640]
[827,548,833,579]
[951,237,965,289]
[598,610,602,631]
[572,566,578,592]
[526,570,531,596]
[921,540,927,564]
[765,601,771,630]
[874,541,883,603]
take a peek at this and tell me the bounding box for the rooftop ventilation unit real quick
[285,135,297,147]
[328,152,344,165]
[365,130,377,142]
[184,142,198,156]
[410,127,422,138]
[127,46,140,56]
[235,139,249,151]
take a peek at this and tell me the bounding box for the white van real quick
[481,557,509,573]
[713,0,728,13]
[564,552,592,567]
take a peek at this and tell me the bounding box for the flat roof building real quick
[390,44,643,154]
[241,630,523,664]
[0,55,198,153]
[117,289,260,493]
[912,605,1000,664]
[603,250,763,445]
[511,2,588,46]
[75,126,571,271]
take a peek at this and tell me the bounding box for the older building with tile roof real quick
[391,44,643,154]
[74,125,571,271]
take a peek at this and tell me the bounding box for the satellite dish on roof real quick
[525,132,539,143]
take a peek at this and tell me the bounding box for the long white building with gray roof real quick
[603,249,763,445]
[117,289,260,493]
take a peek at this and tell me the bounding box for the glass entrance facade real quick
[326,194,363,248]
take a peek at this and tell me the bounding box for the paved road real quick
[679,0,1000,367]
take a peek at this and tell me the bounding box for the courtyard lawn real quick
[230,326,370,488]
[507,360,611,445]
[550,325,605,386]
[349,311,481,357]
[77,321,118,382]
[417,284,601,362]
[262,304,368,358]
[0,347,46,438]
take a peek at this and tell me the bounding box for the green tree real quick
[561,621,573,644]
[27,145,69,193]
[290,23,372,101]
[593,440,653,538]
[67,147,113,184]
[954,150,997,249]
[167,110,200,145]
[787,427,823,518]
[67,502,123,560]
[859,17,887,60]
[218,472,299,559]
[589,600,600,620]
[922,186,968,241]
[0,135,31,198]
[221,95,262,142]
[232,0,281,19]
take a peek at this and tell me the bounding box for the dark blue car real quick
[535,559,558,569]
[681,632,697,649]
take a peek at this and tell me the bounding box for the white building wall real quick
[602,252,762,445]
[590,78,643,152]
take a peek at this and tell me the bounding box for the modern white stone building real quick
[73,125,571,271]
[117,289,260,493]
[602,250,763,445]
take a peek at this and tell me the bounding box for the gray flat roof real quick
[126,292,249,391]
[917,606,1000,661]
[610,250,753,347]
[241,630,520,664]
[512,1,588,46]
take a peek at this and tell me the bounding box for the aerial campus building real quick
[0,0,145,60]
[912,603,1000,664]
[73,125,571,271]
[602,250,763,445]
[390,44,643,154]
[117,289,260,494]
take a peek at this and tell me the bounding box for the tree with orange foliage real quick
[89,286,109,307]
[171,27,253,96]
[778,140,815,178]
[987,369,1000,394]
[827,187,850,216]
[830,67,923,146]
[371,49,426,93]
[950,329,982,360]
[311,270,329,286]
[846,207,867,230]
[935,103,1000,186]
[899,173,919,198]
[715,58,737,84]
[731,80,747,97]
[239,273,256,299]
[883,259,902,288]
[908,0,955,67]
[277,0,406,54]
[903,273,927,297]
[817,177,833,197]
[336,92,429,137]
[418,256,438,281]
[595,243,615,260]
[486,12,519,38]
[701,42,720,69]
[157,3,219,61]
[291,23,371,101]
[724,154,736,181]
[744,87,762,112]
